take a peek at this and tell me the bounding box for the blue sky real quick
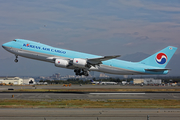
[0,0,180,76]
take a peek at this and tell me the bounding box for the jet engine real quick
[73,58,87,68]
[55,59,69,68]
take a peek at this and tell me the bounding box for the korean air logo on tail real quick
[156,53,168,65]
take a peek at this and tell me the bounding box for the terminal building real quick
[133,78,161,85]
[0,77,35,85]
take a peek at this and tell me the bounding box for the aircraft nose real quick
[2,42,10,49]
[2,43,6,48]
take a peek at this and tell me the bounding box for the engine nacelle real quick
[55,59,69,68]
[73,58,87,68]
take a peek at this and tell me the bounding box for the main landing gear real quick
[14,55,18,63]
[74,69,89,76]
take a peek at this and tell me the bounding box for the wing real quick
[47,55,120,66]
[87,55,120,65]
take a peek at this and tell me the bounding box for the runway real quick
[0,108,180,120]
[0,92,180,100]
[0,84,179,100]
[0,84,179,90]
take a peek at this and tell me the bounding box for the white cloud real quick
[124,42,133,46]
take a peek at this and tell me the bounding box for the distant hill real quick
[166,53,180,76]
[120,52,149,62]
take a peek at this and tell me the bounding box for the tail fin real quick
[90,80,94,82]
[139,46,177,68]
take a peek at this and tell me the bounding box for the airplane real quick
[2,39,177,76]
[90,80,117,85]
[90,80,99,84]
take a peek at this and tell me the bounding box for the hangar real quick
[0,77,35,85]
[0,77,23,85]
[23,78,35,85]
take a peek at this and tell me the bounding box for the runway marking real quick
[89,93,145,95]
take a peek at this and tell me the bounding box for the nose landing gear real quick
[14,55,18,63]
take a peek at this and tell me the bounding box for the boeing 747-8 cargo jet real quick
[2,39,177,76]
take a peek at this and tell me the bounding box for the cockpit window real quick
[13,40,16,42]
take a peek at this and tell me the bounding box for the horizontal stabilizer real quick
[145,69,170,72]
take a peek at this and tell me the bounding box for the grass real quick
[0,99,180,108]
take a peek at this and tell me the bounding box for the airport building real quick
[23,78,35,85]
[133,78,161,85]
[0,77,35,85]
[0,77,23,85]
[133,79,144,84]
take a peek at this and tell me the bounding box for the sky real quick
[0,0,180,76]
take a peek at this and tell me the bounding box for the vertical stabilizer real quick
[139,46,177,68]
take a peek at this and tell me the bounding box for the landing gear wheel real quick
[75,69,81,76]
[82,69,89,76]
[74,69,89,76]
[14,55,18,63]
[84,71,89,76]
[14,59,18,63]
